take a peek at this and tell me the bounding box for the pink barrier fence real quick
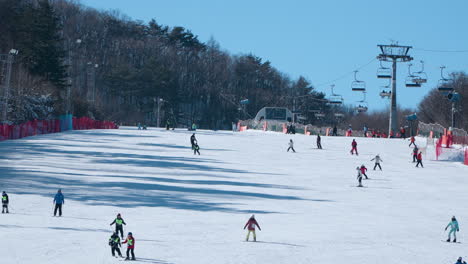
[0,117,117,141]
[465,148,468,166]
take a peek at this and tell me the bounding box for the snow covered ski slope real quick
[1,127,467,264]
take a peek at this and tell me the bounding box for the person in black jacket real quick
[316,134,322,149]
[109,232,123,258]
[110,213,127,239]
[2,191,8,214]
[190,134,197,149]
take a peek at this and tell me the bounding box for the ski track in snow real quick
[0,127,467,263]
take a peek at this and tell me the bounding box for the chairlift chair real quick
[437,66,454,92]
[327,84,344,105]
[377,61,392,79]
[405,64,421,88]
[379,90,391,98]
[351,71,366,91]
[412,61,428,84]
[355,92,368,113]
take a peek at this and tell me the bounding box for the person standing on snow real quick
[412,146,419,163]
[350,139,358,155]
[356,167,363,187]
[332,125,338,136]
[409,136,416,147]
[360,165,368,179]
[123,232,136,260]
[190,133,197,149]
[193,143,201,155]
[316,134,322,149]
[53,189,64,217]
[287,139,296,152]
[370,155,383,171]
[416,151,423,168]
[244,215,261,242]
[109,232,123,258]
[110,213,127,239]
[445,216,460,242]
[2,191,9,214]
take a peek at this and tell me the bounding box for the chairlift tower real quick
[0,49,18,122]
[377,44,413,136]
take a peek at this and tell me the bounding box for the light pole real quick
[66,39,81,115]
[377,44,413,136]
[155,97,164,127]
[0,49,19,122]
[86,61,98,103]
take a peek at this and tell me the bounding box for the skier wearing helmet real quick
[244,215,261,242]
[445,216,460,242]
[110,213,127,239]
[123,232,136,260]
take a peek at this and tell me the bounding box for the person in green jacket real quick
[445,216,460,242]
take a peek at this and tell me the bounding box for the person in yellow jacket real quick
[110,213,127,239]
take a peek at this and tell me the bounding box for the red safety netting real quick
[73,117,118,130]
[465,148,468,166]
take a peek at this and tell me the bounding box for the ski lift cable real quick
[314,57,377,88]
[414,48,468,53]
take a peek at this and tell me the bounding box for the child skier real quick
[53,189,64,217]
[356,167,363,187]
[193,143,201,155]
[412,146,419,163]
[316,134,322,149]
[409,136,416,147]
[350,139,358,155]
[2,191,9,214]
[445,216,459,242]
[416,151,423,168]
[123,232,136,260]
[370,154,383,170]
[244,215,261,242]
[110,213,127,239]
[287,139,296,152]
[360,165,368,179]
[109,232,123,258]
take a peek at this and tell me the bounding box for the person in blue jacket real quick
[445,216,459,242]
[53,189,65,217]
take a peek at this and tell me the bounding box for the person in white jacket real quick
[371,154,383,170]
[287,139,296,152]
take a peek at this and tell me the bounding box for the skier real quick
[244,215,261,242]
[445,216,459,242]
[2,191,9,214]
[360,165,368,179]
[110,213,127,239]
[356,167,363,187]
[332,125,338,136]
[370,154,383,171]
[193,143,201,155]
[109,232,123,258]
[350,139,358,155]
[190,133,197,149]
[415,151,423,168]
[412,146,419,163]
[409,136,416,147]
[53,189,64,217]
[363,124,368,137]
[287,139,296,152]
[316,134,322,149]
[123,232,136,260]
[137,123,141,130]
[455,257,464,264]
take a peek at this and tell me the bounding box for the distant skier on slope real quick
[332,125,338,136]
[350,139,358,155]
[53,189,64,217]
[370,154,383,171]
[123,232,136,260]
[109,232,123,258]
[193,143,201,155]
[2,191,9,214]
[287,139,296,152]
[244,215,261,242]
[110,213,127,239]
[190,133,197,149]
[356,167,363,187]
[415,151,423,168]
[445,216,459,242]
[316,134,322,149]
[412,146,419,163]
[455,257,465,264]
[409,136,416,147]
[360,165,368,179]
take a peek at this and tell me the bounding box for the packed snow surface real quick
[1,127,467,264]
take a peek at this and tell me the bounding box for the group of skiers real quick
[109,213,136,260]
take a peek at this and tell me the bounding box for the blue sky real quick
[81,0,468,111]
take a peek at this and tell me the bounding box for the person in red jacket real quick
[360,165,368,179]
[350,139,358,155]
[122,232,135,260]
[244,215,261,242]
[416,151,423,168]
[409,136,416,147]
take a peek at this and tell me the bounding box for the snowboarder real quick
[109,232,123,258]
[409,136,416,147]
[332,125,337,136]
[53,189,64,217]
[190,133,197,149]
[416,151,423,168]
[316,134,322,149]
[123,232,136,260]
[193,143,201,155]
[412,146,419,163]
[445,216,459,242]
[360,165,368,179]
[370,155,383,171]
[1,191,9,214]
[350,139,358,155]
[287,139,296,152]
[356,167,363,187]
[244,215,261,242]
[110,213,127,239]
